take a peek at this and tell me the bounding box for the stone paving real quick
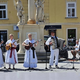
[0,51,80,80]
[0,61,80,80]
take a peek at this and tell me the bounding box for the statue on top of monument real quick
[13,0,24,24]
[35,0,45,24]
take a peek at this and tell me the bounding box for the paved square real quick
[0,60,80,80]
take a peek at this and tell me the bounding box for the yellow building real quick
[0,0,80,46]
[44,0,80,46]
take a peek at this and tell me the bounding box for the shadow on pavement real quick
[0,69,12,72]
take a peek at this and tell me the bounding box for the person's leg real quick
[4,63,6,69]
[8,64,11,69]
[71,50,75,59]
[49,50,54,68]
[74,50,78,59]
[71,50,74,55]
[55,49,59,67]
[13,64,15,69]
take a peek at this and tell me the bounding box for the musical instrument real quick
[50,37,57,50]
[5,39,19,50]
[25,39,42,50]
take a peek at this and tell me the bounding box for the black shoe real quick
[72,56,76,60]
[28,67,31,70]
[8,68,11,70]
[4,67,6,69]
[31,68,34,70]
[75,58,78,61]
[49,65,52,69]
[13,68,15,70]
[55,65,59,69]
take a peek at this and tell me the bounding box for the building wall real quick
[49,0,80,23]
[57,24,80,44]
[0,25,18,39]
[0,0,50,40]
[0,0,80,44]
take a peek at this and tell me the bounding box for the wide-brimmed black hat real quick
[51,30,56,33]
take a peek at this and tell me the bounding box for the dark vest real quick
[51,36,59,49]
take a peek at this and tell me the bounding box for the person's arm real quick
[22,42,29,46]
[6,41,10,47]
[22,40,29,46]
[46,37,52,45]
[34,41,39,47]
[12,41,18,48]
[74,45,78,48]
[12,43,17,48]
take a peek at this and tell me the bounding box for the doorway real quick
[0,30,7,52]
[67,28,77,46]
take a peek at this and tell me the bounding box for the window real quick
[0,4,7,19]
[66,2,76,17]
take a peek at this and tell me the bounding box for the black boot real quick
[55,65,59,69]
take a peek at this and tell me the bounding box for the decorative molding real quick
[46,22,80,25]
[0,24,17,26]
[65,0,77,2]
[65,17,78,19]
[0,0,8,2]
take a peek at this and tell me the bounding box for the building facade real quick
[0,0,80,46]
[46,0,80,46]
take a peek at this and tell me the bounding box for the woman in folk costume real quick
[22,33,38,69]
[5,34,18,69]
[0,41,4,68]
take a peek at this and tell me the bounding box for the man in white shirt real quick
[71,40,79,59]
[46,30,59,69]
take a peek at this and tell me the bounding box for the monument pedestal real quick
[18,24,45,54]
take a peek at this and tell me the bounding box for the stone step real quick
[17,52,66,63]
[18,60,49,63]
[36,52,50,56]
[18,58,66,63]
[17,52,51,63]
[18,52,51,57]
[18,56,50,61]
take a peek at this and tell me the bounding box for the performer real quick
[22,33,38,69]
[46,30,59,69]
[71,40,79,59]
[5,34,18,69]
[0,41,4,68]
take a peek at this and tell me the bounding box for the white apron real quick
[0,45,4,67]
[23,39,37,68]
[5,39,18,64]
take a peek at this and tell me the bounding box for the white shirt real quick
[24,39,35,47]
[75,44,79,50]
[46,36,57,51]
[6,39,18,47]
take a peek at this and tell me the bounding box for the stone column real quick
[17,24,24,54]
[39,24,45,52]
[27,0,36,24]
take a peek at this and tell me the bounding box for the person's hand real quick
[74,46,78,48]
[1,41,4,44]
[49,42,53,45]
[37,41,39,44]
[12,43,14,45]
[26,44,29,46]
